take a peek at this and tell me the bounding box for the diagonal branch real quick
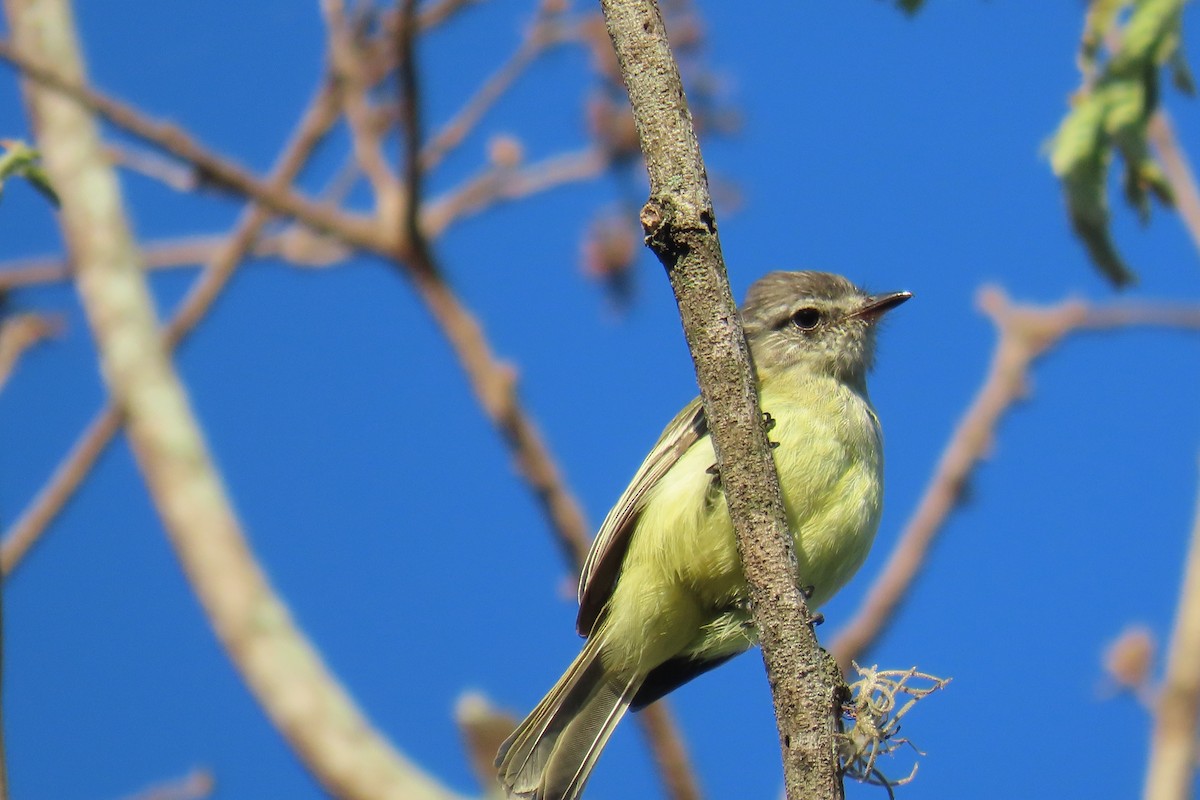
[417,0,483,29]
[321,0,402,222]
[0,227,355,291]
[830,288,1200,670]
[1,3,462,791]
[1148,110,1200,260]
[395,6,700,798]
[0,39,388,254]
[1143,454,1200,800]
[3,80,342,577]
[0,312,59,393]
[423,147,609,238]
[394,0,591,561]
[420,4,575,171]
[599,2,841,799]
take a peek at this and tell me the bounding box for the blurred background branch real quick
[832,288,1200,669]
[1143,459,1200,800]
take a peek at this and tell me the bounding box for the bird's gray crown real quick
[742,271,866,331]
[739,270,898,389]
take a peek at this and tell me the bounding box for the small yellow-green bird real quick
[497,271,910,800]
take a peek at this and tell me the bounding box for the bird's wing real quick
[576,396,708,636]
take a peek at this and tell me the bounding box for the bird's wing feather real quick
[576,397,708,636]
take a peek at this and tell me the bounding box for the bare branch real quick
[455,692,519,794]
[420,6,575,171]
[395,9,700,795]
[0,312,59,392]
[831,289,1200,670]
[396,0,431,268]
[1143,458,1200,800]
[3,81,342,577]
[1,409,121,575]
[634,696,703,800]
[423,147,608,238]
[119,768,215,800]
[418,0,484,29]
[321,0,402,221]
[2,5,463,795]
[1,140,607,290]
[104,141,200,191]
[0,39,389,254]
[0,228,353,290]
[1148,110,1200,259]
[599,2,841,799]
[393,0,592,561]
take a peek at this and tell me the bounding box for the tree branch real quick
[419,2,575,171]
[3,4,463,798]
[0,312,59,392]
[831,288,1200,669]
[119,768,214,800]
[2,80,341,577]
[321,0,402,223]
[0,228,354,291]
[395,7,700,796]
[423,147,608,239]
[1143,456,1200,800]
[1148,110,1200,260]
[0,39,389,254]
[598,2,843,799]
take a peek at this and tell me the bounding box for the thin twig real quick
[119,768,215,800]
[0,228,351,291]
[397,0,592,631]
[830,288,1200,670]
[1148,110,1200,259]
[104,141,199,191]
[0,312,59,392]
[2,81,342,577]
[1,410,121,575]
[321,0,401,221]
[396,0,430,269]
[0,148,607,294]
[423,147,608,238]
[395,8,700,798]
[418,0,483,29]
[1142,455,1200,800]
[634,697,703,800]
[0,39,388,254]
[420,8,574,171]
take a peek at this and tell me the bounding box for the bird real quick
[496,270,911,800]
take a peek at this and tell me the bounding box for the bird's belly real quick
[604,387,883,670]
[647,393,883,612]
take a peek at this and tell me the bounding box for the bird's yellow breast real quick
[597,372,884,671]
[637,377,878,599]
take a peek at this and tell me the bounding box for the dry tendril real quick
[839,663,950,797]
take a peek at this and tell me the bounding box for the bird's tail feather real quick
[496,632,640,800]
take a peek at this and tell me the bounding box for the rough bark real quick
[597,2,845,798]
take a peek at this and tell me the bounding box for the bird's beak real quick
[850,291,912,322]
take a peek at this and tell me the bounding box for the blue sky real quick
[2,2,1199,799]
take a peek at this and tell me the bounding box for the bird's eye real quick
[791,307,822,330]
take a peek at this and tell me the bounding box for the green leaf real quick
[1049,0,1193,287]
[0,139,60,208]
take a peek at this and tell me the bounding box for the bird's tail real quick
[496,631,640,800]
